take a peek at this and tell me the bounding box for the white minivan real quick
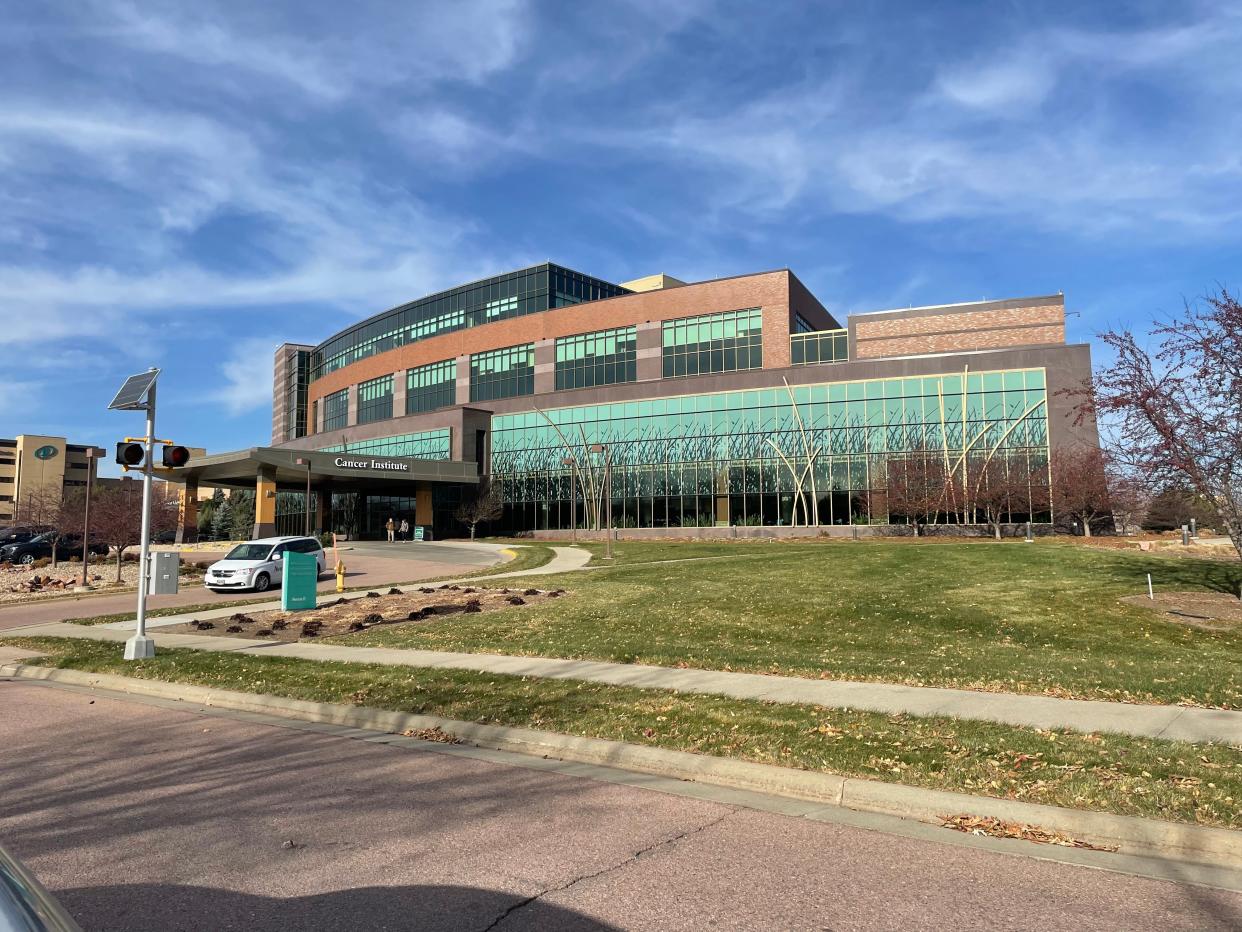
[205,536,327,593]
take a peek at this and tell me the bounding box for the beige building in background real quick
[0,435,100,525]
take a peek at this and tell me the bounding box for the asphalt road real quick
[0,541,506,632]
[2,682,1239,931]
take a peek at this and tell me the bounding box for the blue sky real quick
[2,1,1239,476]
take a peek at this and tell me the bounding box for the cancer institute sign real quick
[333,457,410,472]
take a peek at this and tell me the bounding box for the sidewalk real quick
[5,546,1239,745]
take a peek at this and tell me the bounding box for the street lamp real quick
[79,446,105,590]
[589,443,613,561]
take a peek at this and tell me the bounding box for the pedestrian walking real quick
[399,518,410,542]
[386,517,395,543]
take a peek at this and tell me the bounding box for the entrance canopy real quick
[160,446,480,492]
[161,446,480,542]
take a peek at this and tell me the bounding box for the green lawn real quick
[6,636,1239,828]
[343,539,1242,708]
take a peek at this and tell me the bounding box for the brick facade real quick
[851,298,1065,360]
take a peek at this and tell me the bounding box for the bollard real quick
[336,561,346,592]
[1190,518,1197,539]
[1147,573,1154,600]
[1024,520,1033,543]
[1182,524,1190,546]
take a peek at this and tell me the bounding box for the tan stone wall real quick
[853,303,1064,359]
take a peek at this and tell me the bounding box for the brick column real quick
[455,354,471,405]
[176,478,198,544]
[346,384,358,427]
[534,338,556,394]
[253,465,277,538]
[635,322,662,381]
[391,370,407,419]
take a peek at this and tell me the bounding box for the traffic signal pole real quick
[124,382,157,661]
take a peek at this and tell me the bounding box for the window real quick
[322,388,349,432]
[309,264,630,382]
[556,326,637,390]
[321,429,451,461]
[357,375,394,425]
[790,330,848,365]
[662,308,762,378]
[470,344,534,402]
[406,359,456,414]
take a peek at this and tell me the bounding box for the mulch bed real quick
[167,583,564,642]
[1123,590,1242,630]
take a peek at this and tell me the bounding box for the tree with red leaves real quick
[887,452,946,536]
[1048,446,1136,537]
[1070,288,1242,560]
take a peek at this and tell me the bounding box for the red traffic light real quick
[162,445,191,468]
[115,441,145,468]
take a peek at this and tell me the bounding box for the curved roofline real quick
[311,261,626,354]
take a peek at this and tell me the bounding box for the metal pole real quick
[604,451,613,560]
[80,450,96,589]
[305,462,312,536]
[125,382,157,660]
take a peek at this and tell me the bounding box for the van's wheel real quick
[253,573,271,592]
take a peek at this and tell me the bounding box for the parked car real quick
[0,532,108,566]
[0,841,81,931]
[149,529,177,544]
[0,526,42,547]
[204,536,326,593]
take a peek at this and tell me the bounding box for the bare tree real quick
[972,457,1034,540]
[1069,288,1242,560]
[13,486,83,567]
[886,452,945,536]
[454,482,504,541]
[1050,446,1116,537]
[91,485,176,583]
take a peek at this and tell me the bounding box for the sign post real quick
[107,368,161,660]
[281,550,319,611]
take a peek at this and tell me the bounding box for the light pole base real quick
[123,635,156,660]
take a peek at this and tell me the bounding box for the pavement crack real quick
[480,808,735,931]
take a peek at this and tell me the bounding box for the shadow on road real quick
[57,882,618,931]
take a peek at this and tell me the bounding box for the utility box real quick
[147,551,180,595]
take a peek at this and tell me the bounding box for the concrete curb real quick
[5,661,1240,871]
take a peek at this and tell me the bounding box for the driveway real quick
[0,541,509,631]
[2,680,1237,931]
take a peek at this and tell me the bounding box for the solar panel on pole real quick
[108,369,161,411]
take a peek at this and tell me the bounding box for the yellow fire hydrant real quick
[335,561,346,592]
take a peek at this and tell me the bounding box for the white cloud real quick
[936,57,1054,111]
[212,337,282,415]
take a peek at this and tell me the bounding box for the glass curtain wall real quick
[470,344,535,402]
[321,428,451,460]
[490,368,1050,532]
[311,264,628,381]
[356,375,393,425]
[662,308,763,378]
[791,330,848,365]
[322,388,349,432]
[406,359,456,414]
[555,326,637,390]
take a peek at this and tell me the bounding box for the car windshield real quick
[224,543,274,561]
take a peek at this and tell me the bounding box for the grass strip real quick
[346,540,1242,708]
[4,636,1239,829]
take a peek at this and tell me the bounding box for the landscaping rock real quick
[254,628,273,637]
[362,613,383,624]
[366,591,380,598]
[387,587,402,595]
[506,596,525,605]
[225,625,243,633]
